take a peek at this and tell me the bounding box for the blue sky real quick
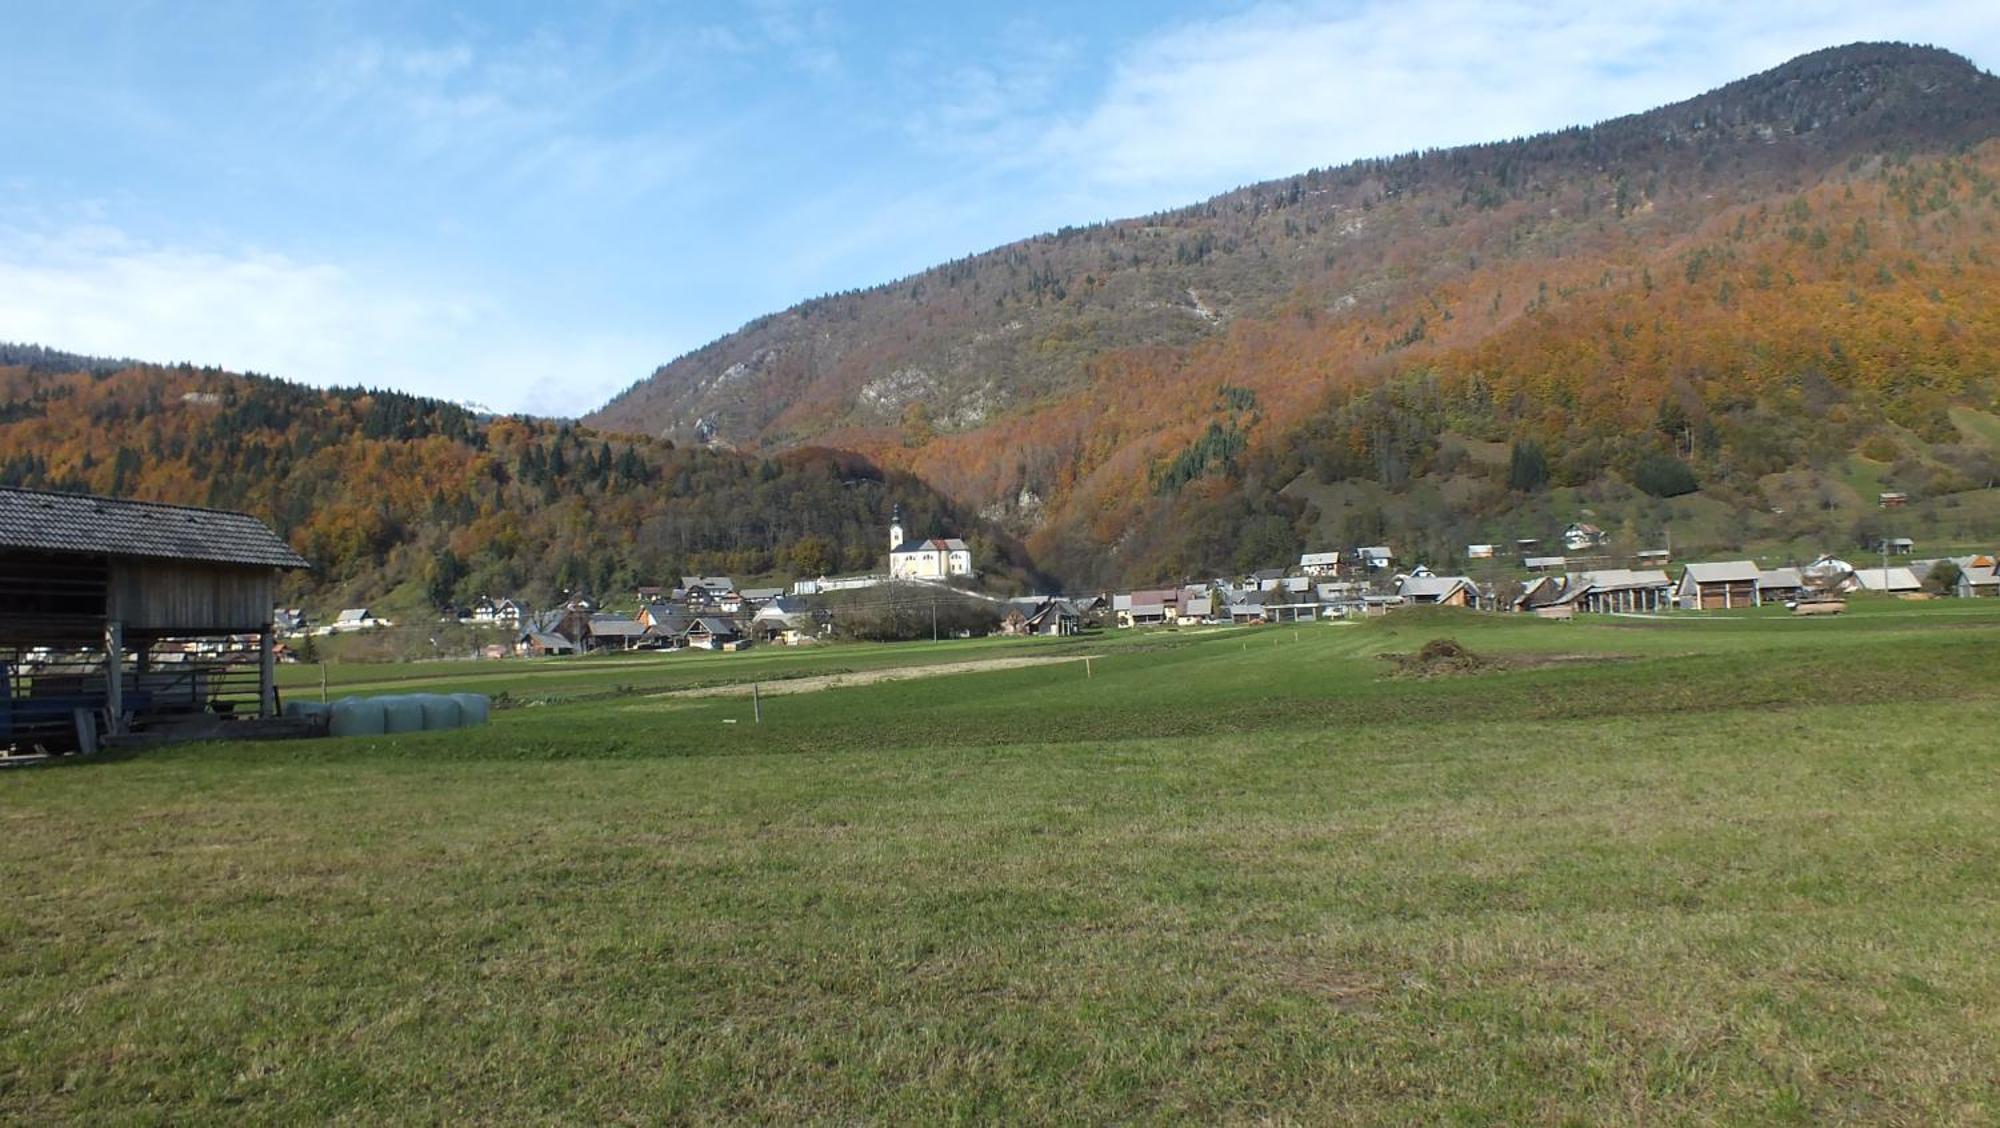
[1,1,1994,415]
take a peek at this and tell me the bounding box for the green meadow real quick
[7,600,2000,1122]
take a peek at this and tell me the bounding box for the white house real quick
[888,507,973,579]
[1299,550,1342,577]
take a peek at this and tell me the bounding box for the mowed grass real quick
[7,602,2000,1122]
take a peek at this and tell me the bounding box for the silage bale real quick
[418,694,463,730]
[328,696,386,737]
[449,693,491,726]
[380,695,426,734]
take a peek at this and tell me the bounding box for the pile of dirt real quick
[1382,638,1496,677]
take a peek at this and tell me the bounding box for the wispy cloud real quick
[0,222,659,413]
[1025,0,2000,213]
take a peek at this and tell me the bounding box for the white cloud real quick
[0,223,659,414]
[1030,0,2000,212]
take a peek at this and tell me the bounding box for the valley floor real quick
[6,601,2000,1121]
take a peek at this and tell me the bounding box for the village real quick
[291,512,1999,660]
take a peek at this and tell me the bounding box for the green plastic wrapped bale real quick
[449,693,491,726]
[418,695,463,731]
[328,697,386,737]
[380,696,426,734]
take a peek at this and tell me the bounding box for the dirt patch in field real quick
[647,655,1087,699]
[1382,638,1496,677]
[1383,638,1630,678]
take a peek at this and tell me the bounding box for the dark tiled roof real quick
[0,486,309,569]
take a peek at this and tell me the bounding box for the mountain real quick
[588,43,2000,585]
[0,362,1024,616]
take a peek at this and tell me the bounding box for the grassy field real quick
[7,600,2000,1121]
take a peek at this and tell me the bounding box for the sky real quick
[0,2,1994,415]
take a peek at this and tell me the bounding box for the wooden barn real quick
[0,487,309,752]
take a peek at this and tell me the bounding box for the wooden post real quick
[752,683,762,725]
[259,626,277,719]
[103,619,124,737]
[1084,656,1093,679]
[319,661,329,704]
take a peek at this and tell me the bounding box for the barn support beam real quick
[259,626,276,719]
[103,619,124,737]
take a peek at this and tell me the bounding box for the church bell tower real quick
[888,504,904,555]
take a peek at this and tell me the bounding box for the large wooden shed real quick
[0,487,310,750]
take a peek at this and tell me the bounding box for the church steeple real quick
[889,504,905,554]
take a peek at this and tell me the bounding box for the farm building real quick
[1678,562,1761,610]
[1756,568,1806,604]
[1396,573,1480,607]
[1853,567,1922,594]
[0,487,309,752]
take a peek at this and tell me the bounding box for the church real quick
[888,506,973,579]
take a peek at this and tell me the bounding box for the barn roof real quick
[0,487,309,569]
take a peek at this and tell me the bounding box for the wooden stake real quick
[1084,656,1093,679]
[752,683,762,725]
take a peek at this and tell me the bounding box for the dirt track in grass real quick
[645,654,1088,699]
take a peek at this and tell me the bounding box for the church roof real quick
[893,537,969,553]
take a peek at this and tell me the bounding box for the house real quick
[738,586,785,610]
[1853,567,1921,594]
[0,486,311,746]
[1882,537,1916,556]
[1677,561,1761,610]
[887,506,973,579]
[1116,588,1183,628]
[1523,556,1568,573]
[272,608,308,634]
[1299,551,1342,577]
[1756,567,1806,604]
[1004,599,1081,637]
[325,607,392,634]
[752,595,817,643]
[679,576,736,605]
[468,596,522,625]
[1356,546,1395,572]
[1956,560,1999,598]
[683,617,742,650]
[1180,594,1215,623]
[518,630,576,657]
[1513,575,1577,618]
[637,602,689,631]
[1228,594,1267,622]
[1396,572,1479,607]
[1466,544,1497,560]
[1562,523,1606,552]
[1879,492,1908,508]
[585,614,649,651]
[1634,548,1672,567]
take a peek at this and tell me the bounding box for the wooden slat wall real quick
[108,561,274,633]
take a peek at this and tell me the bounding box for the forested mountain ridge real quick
[0,363,1017,613]
[588,43,2000,585]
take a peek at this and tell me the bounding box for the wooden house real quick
[0,487,310,749]
[1396,573,1479,608]
[1678,562,1760,610]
